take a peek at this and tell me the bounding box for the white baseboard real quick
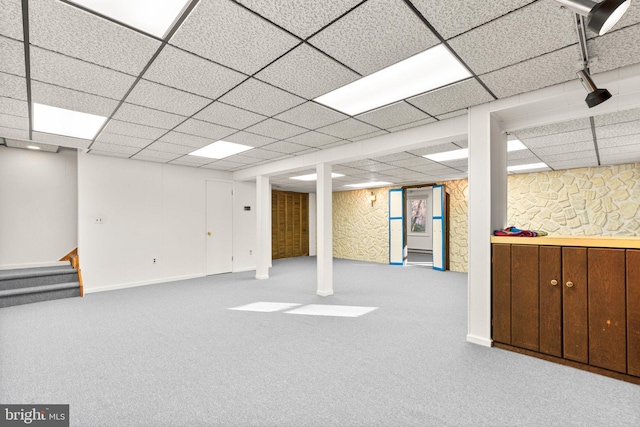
[0,260,69,270]
[316,290,333,297]
[255,274,269,280]
[233,266,256,273]
[466,334,493,347]
[84,273,204,294]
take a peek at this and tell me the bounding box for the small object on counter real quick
[493,226,548,237]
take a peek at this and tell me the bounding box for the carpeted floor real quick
[1,257,639,426]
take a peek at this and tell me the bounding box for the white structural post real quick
[467,104,507,347]
[255,175,271,280]
[316,163,333,296]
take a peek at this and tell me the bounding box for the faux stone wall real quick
[508,163,640,236]
[439,179,469,273]
[333,187,395,264]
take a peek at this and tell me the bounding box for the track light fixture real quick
[555,0,631,35]
[577,69,612,107]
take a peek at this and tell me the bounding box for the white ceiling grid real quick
[0,0,638,189]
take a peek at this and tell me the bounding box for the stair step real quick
[0,265,75,281]
[0,285,80,308]
[0,268,79,292]
[0,281,80,297]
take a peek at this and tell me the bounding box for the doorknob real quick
[551,279,558,286]
[207,231,212,236]
[566,281,574,288]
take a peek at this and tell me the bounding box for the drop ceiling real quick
[1,0,639,192]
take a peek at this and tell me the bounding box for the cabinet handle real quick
[550,279,558,286]
[566,281,574,288]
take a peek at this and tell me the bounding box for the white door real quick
[206,181,233,275]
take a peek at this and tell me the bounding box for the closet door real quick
[539,246,562,357]
[511,245,539,351]
[562,247,588,364]
[492,244,511,345]
[628,250,640,377]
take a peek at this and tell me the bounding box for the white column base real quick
[466,334,493,347]
[317,290,334,297]
[255,274,269,280]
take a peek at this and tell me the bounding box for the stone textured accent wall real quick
[333,187,394,264]
[508,163,640,236]
[439,179,469,273]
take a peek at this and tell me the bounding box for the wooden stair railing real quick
[60,248,83,297]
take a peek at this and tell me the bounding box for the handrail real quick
[59,248,78,262]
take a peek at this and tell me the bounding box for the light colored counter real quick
[491,235,640,249]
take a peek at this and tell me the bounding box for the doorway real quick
[206,180,233,275]
[406,187,433,268]
[271,190,309,260]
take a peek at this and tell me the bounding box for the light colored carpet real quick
[1,257,639,426]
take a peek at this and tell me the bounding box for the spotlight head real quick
[577,69,612,108]
[588,0,631,35]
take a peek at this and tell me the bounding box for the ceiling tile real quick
[406,163,456,173]
[31,81,118,117]
[480,45,581,98]
[608,3,640,30]
[412,0,535,40]
[236,0,362,39]
[130,155,167,163]
[146,141,195,155]
[387,117,438,133]
[387,156,434,168]
[127,79,211,117]
[202,159,245,170]
[244,118,307,140]
[0,72,26,100]
[30,47,136,100]
[261,141,309,154]
[101,120,166,140]
[32,131,91,149]
[372,152,416,163]
[169,156,213,166]
[599,152,640,166]
[597,134,640,149]
[285,131,341,147]
[341,159,380,167]
[143,45,246,99]
[356,102,432,129]
[447,1,576,75]
[219,78,305,117]
[593,108,640,126]
[436,109,467,120]
[507,150,539,162]
[158,131,214,149]
[256,44,359,99]
[0,127,28,139]
[274,102,348,129]
[5,139,58,152]
[113,103,185,130]
[350,129,388,142]
[513,118,592,139]
[218,153,263,165]
[596,121,640,139]
[0,113,27,129]
[174,118,236,140]
[0,36,25,76]
[530,140,595,155]
[94,132,153,148]
[169,0,299,75]
[131,149,181,161]
[316,118,379,139]
[224,131,277,148]
[599,144,640,156]
[296,147,321,155]
[521,129,594,148]
[0,0,24,40]
[544,151,597,166]
[89,141,140,156]
[0,97,28,117]
[29,0,160,75]
[407,78,494,116]
[309,0,439,75]
[88,150,130,159]
[357,162,400,172]
[590,24,640,74]
[437,159,468,169]
[407,142,461,156]
[547,159,598,170]
[194,102,266,130]
[240,148,289,160]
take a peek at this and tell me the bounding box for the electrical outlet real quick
[249,250,252,255]
[153,258,157,264]
[94,217,103,225]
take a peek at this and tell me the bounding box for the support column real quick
[256,175,271,280]
[316,163,333,296]
[467,104,507,347]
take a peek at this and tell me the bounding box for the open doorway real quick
[406,187,433,267]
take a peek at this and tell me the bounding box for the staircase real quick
[0,264,81,308]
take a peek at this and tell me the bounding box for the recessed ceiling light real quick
[26,145,41,150]
[507,139,527,152]
[345,182,393,188]
[290,173,345,181]
[314,44,471,115]
[68,0,190,38]
[33,103,107,140]
[188,141,253,159]
[507,163,549,172]
[424,148,468,162]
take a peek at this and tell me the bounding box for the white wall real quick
[0,146,77,268]
[78,152,254,293]
[233,180,257,272]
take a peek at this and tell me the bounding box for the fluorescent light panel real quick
[188,141,253,159]
[345,182,393,188]
[508,163,549,172]
[68,0,190,38]
[314,44,471,116]
[290,173,345,181]
[33,103,107,140]
[424,140,528,162]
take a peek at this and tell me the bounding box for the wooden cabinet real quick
[492,238,640,384]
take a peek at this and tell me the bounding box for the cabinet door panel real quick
[628,250,640,377]
[492,244,511,344]
[511,245,539,351]
[589,248,626,373]
[539,246,562,357]
[563,247,588,364]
